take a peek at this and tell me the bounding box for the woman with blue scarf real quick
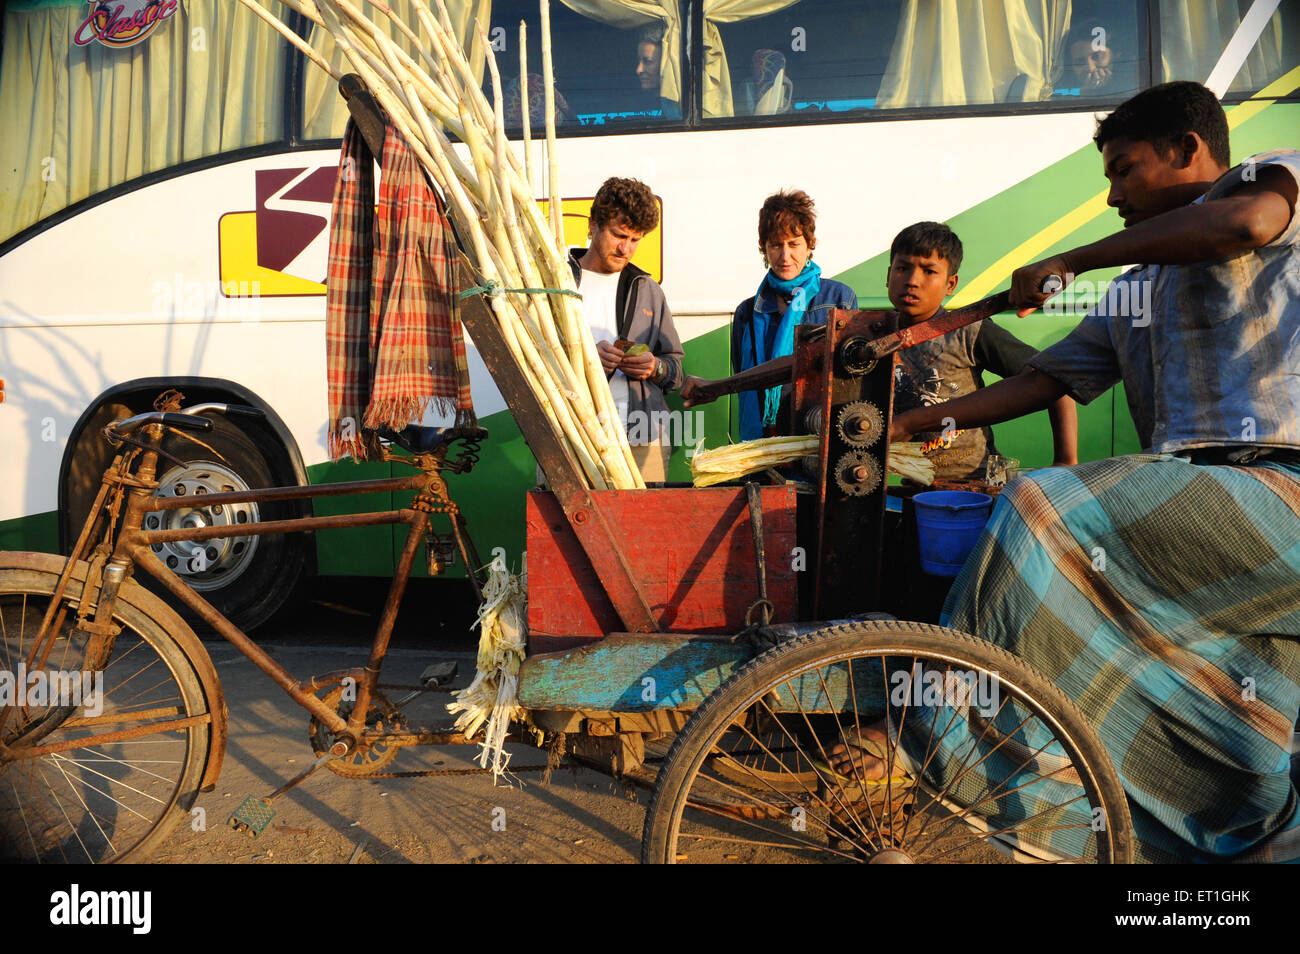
[731,191,857,440]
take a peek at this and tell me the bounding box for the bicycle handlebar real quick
[106,411,214,437]
[181,402,264,419]
[106,402,264,438]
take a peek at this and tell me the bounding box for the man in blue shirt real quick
[883,82,1300,861]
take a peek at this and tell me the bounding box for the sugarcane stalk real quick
[336,4,462,127]
[540,0,563,250]
[479,29,592,404]
[239,0,338,78]
[518,21,534,194]
[246,0,642,489]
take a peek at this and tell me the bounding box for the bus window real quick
[490,0,684,128]
[875,0,1141,109]
[712,1,1143,118]
[302,0,496,140]
[1159,0,1300,95]
[1053,1,1142,101]
[302,0,685,138]
[0,0,290,244]
[712,0,899,118]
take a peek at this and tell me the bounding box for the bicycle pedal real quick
[420,661,458,688]
[228,796,276,837]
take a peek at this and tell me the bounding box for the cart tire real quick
[642,621,1133,864]
[0,564,212,863]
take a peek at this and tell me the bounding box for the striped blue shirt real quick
[1030,149,1300,454]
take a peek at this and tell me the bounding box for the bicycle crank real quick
[307,685,405,778]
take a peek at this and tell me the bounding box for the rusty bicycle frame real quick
[0,408,497,793]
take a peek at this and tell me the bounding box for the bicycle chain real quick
[354,755,667,779]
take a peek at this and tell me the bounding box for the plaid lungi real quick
[916,454,1300,862]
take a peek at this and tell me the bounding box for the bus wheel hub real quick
[146,461,260,590]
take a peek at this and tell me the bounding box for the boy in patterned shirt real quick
[887,221,1077,479]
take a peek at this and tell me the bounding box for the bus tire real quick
[138,414,306,633]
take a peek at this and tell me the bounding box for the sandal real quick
[815,726,915,789]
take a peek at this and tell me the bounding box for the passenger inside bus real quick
[506,73,573,127]
[741,49,794,116]
[631,23,682,120]
[1055,16,1139,99]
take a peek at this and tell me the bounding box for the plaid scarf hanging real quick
[326,118,475,461]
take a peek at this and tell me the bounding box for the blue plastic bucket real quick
[912,491,993,577]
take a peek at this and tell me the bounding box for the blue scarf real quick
[738,261,821,441]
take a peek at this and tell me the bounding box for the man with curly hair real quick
[570,176,684,482]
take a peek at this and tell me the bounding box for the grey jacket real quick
[569,251,685,440]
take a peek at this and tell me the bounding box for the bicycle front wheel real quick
[642,621,1133,864]
[0,561,212,863]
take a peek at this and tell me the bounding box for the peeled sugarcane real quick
[445,556,529,778]
[540,0,563,250]
[519,21,533,192]
[887,441,935,485]
[238,0,645,491]
[691,435,936,487]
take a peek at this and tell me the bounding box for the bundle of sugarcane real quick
[445,556,528,778]
[238,0,642,490]
[690,436,935,487]
[886,441,936,484]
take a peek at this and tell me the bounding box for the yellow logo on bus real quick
[219,171,662,295]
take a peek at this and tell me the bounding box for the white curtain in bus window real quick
[301,0,493,140]
[556,0,684,122]
[0,0,288,244]
[876,0,1073,108]
[711,1,900,118]
[1159,0,1300,95]
[701,0,803,118]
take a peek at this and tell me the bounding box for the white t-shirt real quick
[581,267,630,429]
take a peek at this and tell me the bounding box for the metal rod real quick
[131,548,348,732]
[349,511,429,738]
[146,473,428,511]
[131,510,416,546]
[11,713,211,759]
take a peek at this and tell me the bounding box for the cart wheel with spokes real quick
[642,621,1133,864]
[0,560,213,863]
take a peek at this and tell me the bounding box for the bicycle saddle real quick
[376,424,489,453]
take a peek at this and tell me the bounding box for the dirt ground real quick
[149,640,653,864]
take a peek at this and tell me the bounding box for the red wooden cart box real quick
[526,485,799,653]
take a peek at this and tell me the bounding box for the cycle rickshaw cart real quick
[0,88,1133,866]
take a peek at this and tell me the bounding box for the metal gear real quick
[836,401,885,448]
[834,450,882,497]
[308,685,405,777]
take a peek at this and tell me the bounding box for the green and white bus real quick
[2,0,1297,629]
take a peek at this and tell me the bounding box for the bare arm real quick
[891,369,1069,442]
[1012,167,1298,314]
[1048,394,1078,465]
[680,355,794,408]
